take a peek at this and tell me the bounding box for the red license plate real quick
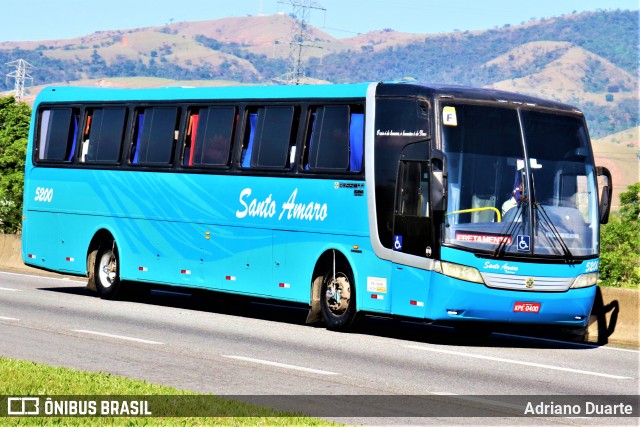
[513,302,541,313]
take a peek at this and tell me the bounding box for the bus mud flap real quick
[305,276,323,324]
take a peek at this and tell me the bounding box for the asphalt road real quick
[0,269,638,425]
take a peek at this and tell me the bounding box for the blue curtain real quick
[349,113,364,172]
[241,113,257,168]
[305,112,317,170]
[132,113,144,164]
[66,114,78,161]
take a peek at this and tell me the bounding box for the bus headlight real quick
[434,261,484,284]
[570,272,598,289]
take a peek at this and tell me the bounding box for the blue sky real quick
[2,0,638,42]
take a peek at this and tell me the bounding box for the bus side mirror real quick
[596,166,612,224]
[430,149,447,212]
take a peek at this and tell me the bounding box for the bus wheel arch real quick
[86,230,121,299]
[307,249,357,330]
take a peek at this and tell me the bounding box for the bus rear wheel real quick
[320,262,355,330]
[94,241,121,300]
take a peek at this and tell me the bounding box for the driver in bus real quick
[501,170,524,214]
[501,159,542,214]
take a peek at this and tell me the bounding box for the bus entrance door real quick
[390,160,434,319]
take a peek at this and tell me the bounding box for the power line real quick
[6,59,35,102]
[275,0,325,85]
[6,59,34,101]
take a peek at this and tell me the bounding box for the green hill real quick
[1,9,637,139]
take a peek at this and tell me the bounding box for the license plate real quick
[513,302,541,313]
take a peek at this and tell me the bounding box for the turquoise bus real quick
[22,82,612,331]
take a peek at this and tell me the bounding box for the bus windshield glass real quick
[441,103,598,258]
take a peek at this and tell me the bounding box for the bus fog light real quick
[570,272,598,289]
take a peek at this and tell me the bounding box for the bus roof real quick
[33,82,373,104]
[33,81,581,114]
[377,82,581,113]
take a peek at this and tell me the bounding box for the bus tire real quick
[319,261,356,330]
[94,240,121,300]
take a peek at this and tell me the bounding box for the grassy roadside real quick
[598,280,639,290]
[0,357,337,426]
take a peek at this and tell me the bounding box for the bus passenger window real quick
[81,108,127,163]
[184,107,235,167]
[130,107,179,165]
[241,106,297,169]
[37,108,79,162]
[305,105,363,172]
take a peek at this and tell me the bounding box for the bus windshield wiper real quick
[492,201,525,259]
[534,203,574,262]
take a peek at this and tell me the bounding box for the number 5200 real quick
[34,187,54,202]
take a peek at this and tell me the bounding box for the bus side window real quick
[130,107,179,165]
[304,105,363,172]
[81,108,127,163]
[37,108,79,162]
[185,107,235,167]
[241,106,297,169]
[396,162,429,217]
[305,106,347,170]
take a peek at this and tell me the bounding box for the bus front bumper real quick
[426,274,596,327]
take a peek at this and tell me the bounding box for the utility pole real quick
[6,59,35,102]
[276,0,325,85]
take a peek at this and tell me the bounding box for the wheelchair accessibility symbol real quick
[394,235,403,251]
[517,235,530,252]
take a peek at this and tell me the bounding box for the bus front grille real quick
[480,273,573,292]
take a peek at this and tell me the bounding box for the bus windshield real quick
[441,103,598,259]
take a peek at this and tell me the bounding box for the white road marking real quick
[0,271,85,284]
[494,332,640,354]
[222,355,338,376]
[427,323,639,354]
[0,316,19,321]
[404,345,633,380]
[72,330,163,345]
[0,287,21,292]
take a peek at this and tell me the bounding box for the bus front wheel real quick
[320,262,355,330]
[94,241,121,300]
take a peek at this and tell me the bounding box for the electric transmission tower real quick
[276,0,325,85]
[6,59,35,102]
